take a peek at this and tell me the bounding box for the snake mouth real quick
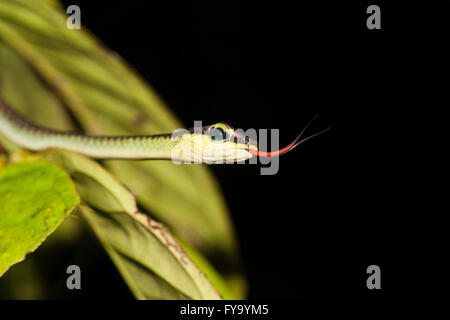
[198,145,254,164]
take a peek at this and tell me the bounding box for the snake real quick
[0,95,325,163]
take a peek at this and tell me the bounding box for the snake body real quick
[0,96,256,163]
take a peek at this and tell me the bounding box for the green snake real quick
[0,95,324,163]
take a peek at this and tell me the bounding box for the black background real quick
[33,0,447,302]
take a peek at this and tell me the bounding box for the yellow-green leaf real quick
[0,160,79,276]
[43,149,223,299]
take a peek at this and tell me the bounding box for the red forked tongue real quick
[249,115,330,158]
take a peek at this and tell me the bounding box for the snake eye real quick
[207,126,227,143]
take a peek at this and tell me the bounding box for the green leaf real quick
[0,159,80,276]
[43,149,222,299]
[0,42,74,132]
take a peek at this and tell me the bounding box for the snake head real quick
[173,122,257,164]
